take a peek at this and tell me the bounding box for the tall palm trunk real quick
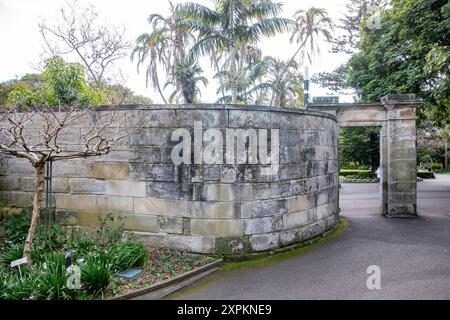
[270,36,309,106]
[230,0,238,104]
[23,162,46,267]
[156,77,168,104]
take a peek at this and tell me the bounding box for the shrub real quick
[0,243,24,267]
[35,252,77,300]
[95,213,125,248]
[340,171,377,180]
[430,163,443,171]
[111,241,148,271]
[3,214,31,244]
[81,250,113,296]
[417,171,435,179]
[0,266,37,300]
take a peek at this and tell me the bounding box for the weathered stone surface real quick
[287,193,316,213]
[127,110,176,127]
[55,194,98,212]
[229,110,270,128]
[201,183,253,201]
[87,163,129,180]
[244,215,282,235]
[215,236,251,255]
[158,216,183,234]
[177,109,227,127]
[190,201,240,219]
[252,199,286,217]
[191,219,243,237]
[123,214,158,233]
[134,197,188,217]
[69,178,105,194]
[105,180,146,197]
[130,163,175,181]
[55,210,78,226]
[146,181,192,200]
[0,106,345,255]
[131,128,172,146]
[249,232,280,252]
[166,235,215,253]
[283,208,313,230]
[97,196,134,213]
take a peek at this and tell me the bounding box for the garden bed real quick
[106,247,217,299]
[0,214,218,300]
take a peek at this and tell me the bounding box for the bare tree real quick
[38,0,131,88]
[0,105,142,266]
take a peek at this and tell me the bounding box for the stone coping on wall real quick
[0,104,336,122]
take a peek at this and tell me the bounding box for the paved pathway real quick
[167,175,450,300]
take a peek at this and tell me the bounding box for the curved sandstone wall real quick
[0,105,339,255]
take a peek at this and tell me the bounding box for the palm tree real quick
[176,0,291,103]
[264,57,304,107]
[131,1,196,103]
[214,56,271,104]
[165,58,208,104]
[270,7,333,106]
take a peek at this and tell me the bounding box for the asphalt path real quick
[166,175,450,300]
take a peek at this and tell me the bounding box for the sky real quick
[0,0,354,103]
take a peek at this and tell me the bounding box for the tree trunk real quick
[270,37,309,106]
[23,163,46,267]
[445,138,448,170]
[156,78,168,104]
[229,0,238,104]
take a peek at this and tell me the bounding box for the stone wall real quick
[0,105,339,255]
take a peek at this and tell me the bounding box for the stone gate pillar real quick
[381,94,422,217]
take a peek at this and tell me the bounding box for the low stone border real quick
[107,259,224,300]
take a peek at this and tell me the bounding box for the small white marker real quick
[10,257,27,268]
[11,257,28,281]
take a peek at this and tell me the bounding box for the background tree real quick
[1,57,141,265]
[271,7,333,105]
[312,0,387,95]
[39,0,131,88]
[339,127,380,171]
[165,58,208,103]
[177,0,291,103]
[132,1,196,104]
[347,0,450,126]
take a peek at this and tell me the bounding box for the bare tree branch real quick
[38,0,132,87]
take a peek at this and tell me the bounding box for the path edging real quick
[107,259,224,300]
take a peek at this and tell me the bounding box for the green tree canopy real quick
[347,0,450,125]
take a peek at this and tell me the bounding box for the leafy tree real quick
[177,0,291,103]
[340,127,380,171]
[165,58,208,103]
[132,1,196,103]
[347,0,450,125]
[1,56,143,265]
[6,56,102,107]
[271,7,333,105]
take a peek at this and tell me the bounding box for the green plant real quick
[417,171,435,179]
[95,214,125,248]
[0,266,37,300]
[81,250,113,296]
[111,241,148,271]
[3,214,31,244]
[431,163,443,171]
[0,243,24,267]
[35,252,77,300]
